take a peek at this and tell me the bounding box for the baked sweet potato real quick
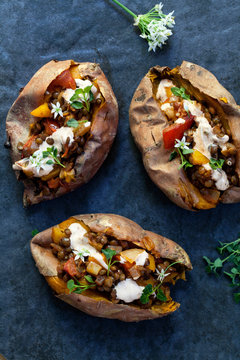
[129,61,240,210]
[31,214,192,322]
[6,60,118,206]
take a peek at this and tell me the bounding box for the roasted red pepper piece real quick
[43,119,60,135]
[48,69,76,91]
[64,257,78,277]
[163,115,195,149]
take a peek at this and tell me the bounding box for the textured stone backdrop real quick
[0,1,239,359]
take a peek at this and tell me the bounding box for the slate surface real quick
[0,0,240,359]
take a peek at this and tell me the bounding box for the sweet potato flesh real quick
[14,64,104,197]
[152,70,238,209]
[49,218,186,310]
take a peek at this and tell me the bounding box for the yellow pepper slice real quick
[31,102,51,118]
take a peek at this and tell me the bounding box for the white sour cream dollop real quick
[114,279,144,303]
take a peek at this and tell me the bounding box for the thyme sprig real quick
[203,237,240,303]
[67,276,95,294]
[209,158,225,170]
[70,85,94,112]
[42,146,65,168]
[140,261,181,304]
[102,248,119,276]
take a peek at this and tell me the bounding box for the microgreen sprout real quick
[203,237,240,303]
[102,248,119,276]
[70,85,94,112]
[42,146,65,168]
[67,276,95,294]
[31,229,39,237]
[173,136,193,170]
[66,119,79,128]
[140,261,181,304]
[171,87,191,101]
[209,158,225,170]
[111,1,175,52]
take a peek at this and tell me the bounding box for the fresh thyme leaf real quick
[177,147,193,170]
[67,278,95,294]
[182,148,194,155]
[83,85,93,94]
[214,258,223,269]
[169,151,177,161]
[42,151,49,158]
[71,101,84,110]
[171,87,191,101]
[67,119,79,128]
[102,248,116,261]
[102,248,119,276]
[67,279,76,292]
[234,293,240,304]
[156,289,167,302]
[42,146,65,168]
[203,237,240,302]
[70,85,94,112]
[140,284,153,304]
[209,158,225,170]
[31,229,39,237]
[84,275,95,283]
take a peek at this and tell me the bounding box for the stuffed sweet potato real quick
[129,61,240,210]
[6,60,118,206]
[31,214,192,322]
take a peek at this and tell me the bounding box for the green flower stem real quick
[153,261,181,293]
[112,0,137,19]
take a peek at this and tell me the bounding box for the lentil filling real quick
[13,65,103,197]
[51,219,186,308]
[154,75,238,197]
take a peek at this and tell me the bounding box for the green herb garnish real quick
[140,261,181,304]
[173,137,194,170]
[31,229,39,237]
[70,85,94,112]
[102,248,119,276]
[171,87,191,101]
[67,276,95,294]
[203,237,240,303]
[42,146,65,168]
[209,158,225,170]
[177,147,193,170]
[169,151,177,161]
[67,119,79,128]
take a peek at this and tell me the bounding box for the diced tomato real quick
[48,69,76,91]
[63,257,78,277]
[163,114,195,149]
[43,119,60,135]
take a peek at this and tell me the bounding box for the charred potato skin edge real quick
[31,213,192,322]
[129,61,240,210]
[6,60,119,206]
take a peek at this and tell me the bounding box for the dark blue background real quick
[0,1,240,359]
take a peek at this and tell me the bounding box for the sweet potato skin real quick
[31,213,192,322]
[129,61,240,210]
[6,60,118,206]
